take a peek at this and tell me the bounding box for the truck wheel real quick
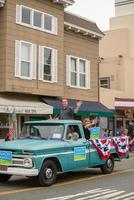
[38,160,57,186]
[0,174,11,182]
[100,157,114,174]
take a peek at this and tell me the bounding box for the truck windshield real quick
[20,124,64,140]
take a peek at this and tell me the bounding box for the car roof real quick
[24,120,82,125]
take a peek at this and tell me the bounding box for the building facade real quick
[99,0,134,131]
[0,0,112,138]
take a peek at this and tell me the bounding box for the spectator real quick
[102,129,110,138]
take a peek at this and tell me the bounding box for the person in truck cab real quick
[66,126,79,140]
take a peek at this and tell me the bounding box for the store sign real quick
[115,101,134,107]
[0,106,49,114]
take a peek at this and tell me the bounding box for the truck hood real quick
[0,139,65,153]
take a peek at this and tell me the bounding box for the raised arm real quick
[74,100,83,113]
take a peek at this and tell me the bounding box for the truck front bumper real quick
[0,167,39,176]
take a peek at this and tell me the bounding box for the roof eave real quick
[53,0,75,7]
[64,22,104,39]
[0,0,6,7]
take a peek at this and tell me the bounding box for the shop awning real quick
[0,94,53,114]
[115,98,134,110]
[43,98,114,117]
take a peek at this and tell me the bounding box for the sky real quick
[66,0,115,31]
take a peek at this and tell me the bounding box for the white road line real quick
[112,192,134,200]
[43,188,103,200]
[75,189,118,200]
[43,188,109,200]
[92,191,125,200]
[42,188,134,200]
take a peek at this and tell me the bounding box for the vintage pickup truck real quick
[0,120,129,186]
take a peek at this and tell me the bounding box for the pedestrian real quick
[102,129,109,138]
[60,98,82,120]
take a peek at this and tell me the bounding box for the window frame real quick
[66,55,90,89]
[15,40,37,80]
[20,42,32,78]
[100,77,110,89]
[38,46,57,83]
[16,5,57,35]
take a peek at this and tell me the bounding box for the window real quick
[66,55,90,89]
[21,42,31,77]
[70,58,77,86]
[100,77,110,88]
[16,5,57,34]
[33,11,42,28]
[21,7,31,25]
[44,14,52,32]
[66,125,81,140]
[15,40,37,80]
[79,59,86,87]
[39,46,57,83]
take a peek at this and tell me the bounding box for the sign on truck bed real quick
[0,120,129,186]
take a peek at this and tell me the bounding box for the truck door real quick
[65,125,89,171]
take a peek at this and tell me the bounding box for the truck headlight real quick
[23,158,33,168]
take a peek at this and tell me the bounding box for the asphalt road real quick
[0,153,134,200]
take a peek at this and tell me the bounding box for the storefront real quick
[115,97,134,131]
[0,93,53,139]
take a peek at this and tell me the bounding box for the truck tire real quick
[0,174,11,182]
[38,160,57,186]
[100,157,114,174]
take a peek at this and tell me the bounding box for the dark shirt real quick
[60,106,74,120]
[83,126,90,140]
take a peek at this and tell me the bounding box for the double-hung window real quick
[16,5,57,34]
[15,40,36,80]
[39,46,57,83]
[66,55,90,89]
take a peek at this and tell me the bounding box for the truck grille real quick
[12,158,24,166]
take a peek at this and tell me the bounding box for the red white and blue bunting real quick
[112,136,129,156]
[90,136,129,160]
[90,138,112,160]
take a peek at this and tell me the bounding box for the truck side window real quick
[66,125,81,140]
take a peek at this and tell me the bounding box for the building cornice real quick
[53,0,75,7]
[0,0,5,7]
[64,22,104,39]
[115,0,134,7]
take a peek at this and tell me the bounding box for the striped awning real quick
[115,97,134,110]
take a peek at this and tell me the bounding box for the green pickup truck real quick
[0,120,129,186]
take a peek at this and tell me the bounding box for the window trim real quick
[16,5,58,35]
[66,55,90,89]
